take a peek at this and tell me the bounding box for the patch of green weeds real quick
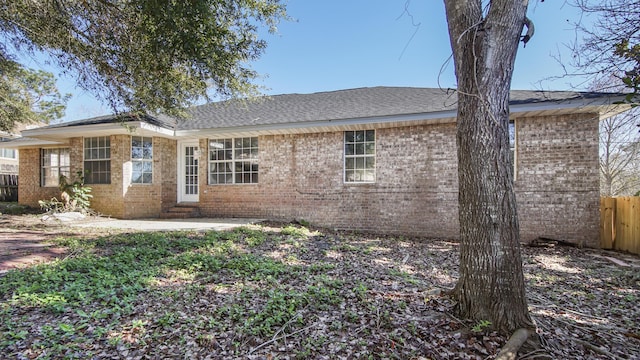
[282,225,310,239]
[331,243,360,252]
[246,290,308,337]
[233,226,268,247]
[471,319,492,333]
[354,282,369,301]
[308,262,336,273]
[389,269,420,285]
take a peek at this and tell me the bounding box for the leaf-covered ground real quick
[0,222,638,359]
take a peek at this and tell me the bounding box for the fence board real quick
[601,197,640,255]
[0,174,18,202]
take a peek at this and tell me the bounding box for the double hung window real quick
[344,130,375,183]
[131,136,153,184]
[84,136,111,184]
[41,148,70,187]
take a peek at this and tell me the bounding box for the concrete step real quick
[160,204,201,219]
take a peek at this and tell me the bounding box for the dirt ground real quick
[0,213,114,272]
[1,215,639,358]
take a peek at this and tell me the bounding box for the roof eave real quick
[21,121,176,141]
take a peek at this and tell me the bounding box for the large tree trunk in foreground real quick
[443,0,535,334]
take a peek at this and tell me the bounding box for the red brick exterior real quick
[17,113,601,246]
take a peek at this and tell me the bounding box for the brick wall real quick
[17,113,601,245]
[18,148,59,206]
[199,124,461,238]
[515,113,600,246]
[198,114,600,244]
[19,135,177,219]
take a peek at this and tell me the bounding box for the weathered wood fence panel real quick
[0,174,18,202]
[601,197,640,254]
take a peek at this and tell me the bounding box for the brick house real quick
[0,87,629,246]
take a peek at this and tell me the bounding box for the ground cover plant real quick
[0,222,638,359]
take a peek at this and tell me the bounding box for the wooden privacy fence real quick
[601,197,640,255]
[0,174,18,202]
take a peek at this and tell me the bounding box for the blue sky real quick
[39,0,591,122]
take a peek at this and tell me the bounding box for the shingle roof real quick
[30,87,625,133]
[177,86,620,130]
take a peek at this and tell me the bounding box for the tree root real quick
[496,328,532,360]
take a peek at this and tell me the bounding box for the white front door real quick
[178,141,199,203]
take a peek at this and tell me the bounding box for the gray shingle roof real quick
[177,86,620,130]
[31,87,624,133]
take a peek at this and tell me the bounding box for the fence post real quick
[600,197,616,249]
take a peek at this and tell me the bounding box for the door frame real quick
[177,140,200,203]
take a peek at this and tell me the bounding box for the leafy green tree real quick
[0,58,69,131]
[0,0,287,117]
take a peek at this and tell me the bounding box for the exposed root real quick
[495,328,532,360]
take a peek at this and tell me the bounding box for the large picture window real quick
[84,136,111,184]
[208,137,258,184]
[41,148,70,187]
[344,130,375,183]
[131,136,153,184]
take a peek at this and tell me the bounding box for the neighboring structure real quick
[0,124,33,201]
[0,87,629,246]
[0,132,19,175]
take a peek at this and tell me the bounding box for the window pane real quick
[345,144,354,156]
[365,157,375,169]
[143,145,152,159]
[346,158,355,170]
[142,173,152,183]
[365,130,375,142]
[345,131,354,142]
[132,147,142,159]
[132,171,142,183]
[355,131,365,142]
[356,157,365,169]
[364,170,375,182]
[355,144,364,155]
[365,143,375,154]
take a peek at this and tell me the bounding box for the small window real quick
[344,130,375,183]
[208,137,258,184]
[0,138,16,159]
[509,120,517,178]
[131,136,153,184]
[84,136,111,184]
[41,148,70,187]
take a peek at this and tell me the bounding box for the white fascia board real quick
[175,110,459,137]
[0,138,65,149]
[139,122,176,137]
[22,121,175,139]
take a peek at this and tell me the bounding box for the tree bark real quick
[443,0,535,334]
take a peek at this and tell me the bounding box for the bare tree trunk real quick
[443,0,535,334]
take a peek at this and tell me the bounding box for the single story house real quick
[0,87,629,246]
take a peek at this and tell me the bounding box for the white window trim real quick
[208,137,259,185]
[41,147,70,187]
[344,130,376,184]
[510,120,518,182]
[131,136,153,185]
[83,136,111,185]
